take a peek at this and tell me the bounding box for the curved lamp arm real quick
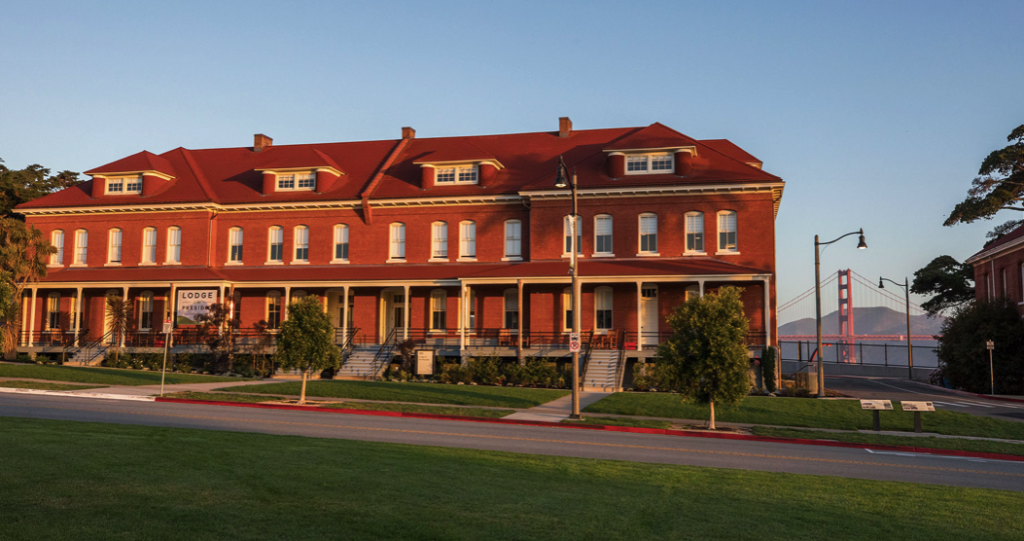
[817,228,867,248]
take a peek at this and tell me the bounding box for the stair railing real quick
[613,329,627,390]
[371,327,398,380]
[340,327,360,360]
[579,330,595,380]
[67,330,113,366]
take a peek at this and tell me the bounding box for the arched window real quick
[717,210,737,252]
[166,227,181,264]
[431,222,448,259]
[685,285,700,302]
[503,289,519,330]
[563,215,582,254]
[595,286,613,331]
[504,220,522,259]
[141,227,157,264]
[107,228,122,264]
[267,226,283,263]
[430,289,447,330]
[562,287,575,331]
[228,227,244,263]
[46,292,61,330]
[389,223,406,260]
[685,212,704,253]
[594,215,612,255]
[638,213,658,255]
[459,221,476,259]
[333,224,349,262]
[73,229,88,265]
[293,225,309,263]
[139,291,154,330]
[266,291,282,329]
[50,230,64,265]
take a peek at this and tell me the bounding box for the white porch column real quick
[517,279,524,361]
[28,287,38,347]
[342,285,350,343]
[120,286,128,347]
[460,284,467,351]
[402,284,410,340]
[283,286,291,321]
[635,281,642,351]
[698,280,705,297]
[763,277,772,346]
[219,285,227,335]
[73,286,83,346]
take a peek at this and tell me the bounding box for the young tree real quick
[196,302,240,374]
[911,255,975,316]
[0,217,56,359]
[273,296,341,403]
[945,124,1024,226]
[105,294,132,366]
[658,286,751,429]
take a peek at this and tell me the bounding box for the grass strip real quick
[223,380,569,408]
[0,379,107,391]
[2,417,1022,541]
[562,416,674,429]
[162,391,281,404]
[750,427,1024,458]
[0,364,240,386]
[323,402,514,418]
[584,394,1024,440]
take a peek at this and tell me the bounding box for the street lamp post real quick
[814,229,867,397]
[878,276,914,379]
[555,156,582,420]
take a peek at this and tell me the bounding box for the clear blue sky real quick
[3,1,1022,321]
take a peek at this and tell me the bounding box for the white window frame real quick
[637,213,659,256]
[503,288,519,330]
[431,221,449,261]
[625,153,674,175]
[716,210,739,254]
[595,286,613,332]
[227,227,244,265]
[106,228,122,265]
[684,211,705,254]
[141,227,157,265]
[332,224,349,264]
[275,171,316,192]
[430,289,447,331]
[50,229,64,266]
[563,215,582,256]
[389,222,406,261]
[266,226,284,264]
[562,287,575,332]
[138,291,154,331]
[594,214,613,257]
[46,292,61,330]
[166,226,181,264]
[292,225,309,264]
[73,229,88,266]
[266,291,282,329]
[458,220,476,261]
[434,164,479,185]
[104,174,143,195]
[503,219,522,261]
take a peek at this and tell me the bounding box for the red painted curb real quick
[153,397,1024,463]
[970,393,1024,405]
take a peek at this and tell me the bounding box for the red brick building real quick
[16,118,784,381]
[966,225,1024,314]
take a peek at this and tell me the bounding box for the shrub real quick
[468,354,504,386]
[34,354,52,365]
[174,352,194,374]
[438,362,472,384]
[632,361,677,392]
[938,298,1024,394]
[15,353,33,364]
[761,346,778,393]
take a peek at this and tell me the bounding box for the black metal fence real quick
[779,340,939,368]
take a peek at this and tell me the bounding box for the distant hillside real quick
[779,306,944,337]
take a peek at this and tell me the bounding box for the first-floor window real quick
[333,224,349,261]
[504,289,519,330]
[504,220,522,258]
[430,290,447,330]
[595,287,613,330]
[166,227,181,263]
[459,221,476,258]
[46,293,60,330]
[718,211,737,251]
[294,226,309,262]
[432,222,448,259]
[562,287,574,331]
[389,223,406,260]
[685,212,704,252]
[266,292,282,329]
[139,292,154,330]
[229,228,244,263]
[639,213,657,253]
[51,230,64,265]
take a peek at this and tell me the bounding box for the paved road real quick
[3,393,1023,492]
[826,376,1024,422]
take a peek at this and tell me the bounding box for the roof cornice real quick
[965,234,1024,265]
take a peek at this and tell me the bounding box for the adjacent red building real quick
[966,225,1024,315]
[16,118,784,384]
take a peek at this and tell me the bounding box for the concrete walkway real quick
[504,391,612,422]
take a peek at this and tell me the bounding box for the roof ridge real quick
[519,128,643,190]
[177,148,217,202]
[690,139,781,181]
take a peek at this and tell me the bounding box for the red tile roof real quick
[18,123,781,210]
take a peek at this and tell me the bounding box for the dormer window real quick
[276,172,315,191]
[435,165,478,185]
[105,174,142,194]
[626,154,673,175]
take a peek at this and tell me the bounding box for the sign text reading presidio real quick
[176,290,218,325]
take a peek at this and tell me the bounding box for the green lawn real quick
[223,380,568,408]
[163,391,281,404]
[750,427,1024,458]
[583,394,1024,440]
[0,379,107,391]
[323,401,515,418]
[0,364,241,386]
[2,417,1022,541]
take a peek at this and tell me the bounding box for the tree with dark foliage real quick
[937,298,1023,395]
[911,256,975,317]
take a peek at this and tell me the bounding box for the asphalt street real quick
[2,393,1022,492]
[825,376,1024,423]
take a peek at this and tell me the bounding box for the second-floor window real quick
[459,221,476,259]
[50,230,64,265]
[718,211,737,252]
[389,223,406,260]
[639,213,658,254]
[333,224,349,261]
[435,165,478,185]
[294,226,309,262]
[107,228,122,264]
[594,215,612,255]
[685,212,704,253]
[504,220,522,259]
[74,229,88,265]
[277,172,315,191]
[268,226,283,262]
[142,227,157,264]
[229,228,243,263]
[166,227,181,263]
[266,292,281,329]
[432,222,448,259]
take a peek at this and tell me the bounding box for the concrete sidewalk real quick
[504,392,611,422]
[87,379,260,396]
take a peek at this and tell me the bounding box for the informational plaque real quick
[860,399,893,411]
[415,350,434,376]
[901,401,935,412]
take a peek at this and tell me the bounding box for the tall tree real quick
[0,158,83,216]
[944,124,1024,226]
[911,256,975,317]
[0,217,57,359]
[658,286,751,429]
[273,296,341,403]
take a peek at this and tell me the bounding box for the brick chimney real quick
[559,117,572,138]
[254,133,273,152]
[402,127,416,139]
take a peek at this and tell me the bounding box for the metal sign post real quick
[160,318,172,397]
[986,340,995,395]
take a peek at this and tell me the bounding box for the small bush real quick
[15,353,34,364]
[34,354,52,365]
[761,346,778,393]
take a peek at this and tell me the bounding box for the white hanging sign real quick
[176,290,218,325]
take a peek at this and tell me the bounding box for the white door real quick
[640,285,658,346]
[386,292,405,338]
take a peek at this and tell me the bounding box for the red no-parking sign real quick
[569,333,581,353]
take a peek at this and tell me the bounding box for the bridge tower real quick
[837,269,856,362]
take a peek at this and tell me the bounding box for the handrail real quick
[67,329,114,366]
[371,327,398,380]
[613,329,627,390]
[579,330,595,378]
[341,327,360,359]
